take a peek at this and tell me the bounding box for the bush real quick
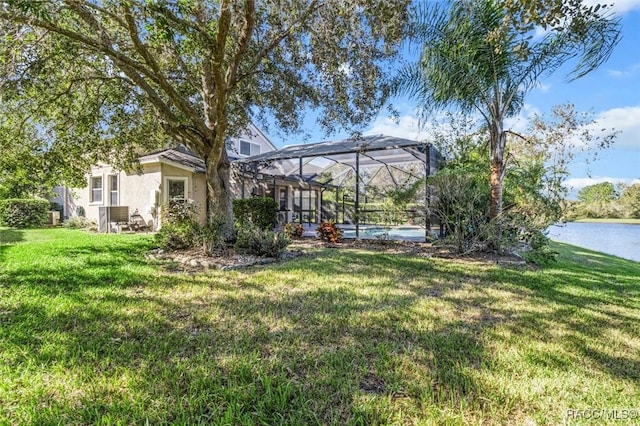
[522,229,558,266]
[63,215,96,229]
[199,218,226,255]
[284,222,304,238]
[0,198,49,228]
[155,200,201,250]
[233,197,278,230]
[235,224,290,258]
[155,221,200,250]
[163,199,200,224]
[429,171,489,253]
[316,221,342,243]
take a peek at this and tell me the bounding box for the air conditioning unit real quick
[98,206,129,233]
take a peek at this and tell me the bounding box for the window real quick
[90,176,103,203]
[109,175,119,206]
[279,188,287,210]
[240,140,261,157]
[166,177,187,201]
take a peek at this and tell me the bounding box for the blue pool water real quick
[340,226,427,241]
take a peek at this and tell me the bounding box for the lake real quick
[547,222,640,262]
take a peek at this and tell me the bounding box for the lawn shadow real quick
[0,228,24,245]
[1,248,507,424]
[2,241,639,424]
[0,228,24,266]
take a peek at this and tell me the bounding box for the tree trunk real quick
[204,147,235,240]
[488,122,506,220]
[489,158,503,220]
[488,120,506,252]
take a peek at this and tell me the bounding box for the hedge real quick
[0,198,50,228]
[233,197,279,230]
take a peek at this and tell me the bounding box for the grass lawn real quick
[1,228,639,425]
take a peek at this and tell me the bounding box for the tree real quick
[577,182,617,204]
[0,0,409,236]
[398,0,620,228]
[620,183,640,218]
[427,105,616,254]
[516,103,618,222]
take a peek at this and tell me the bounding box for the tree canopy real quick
[577,182,617,203]
[0,0,409,233]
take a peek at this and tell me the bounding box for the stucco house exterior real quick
[53,124,281,231]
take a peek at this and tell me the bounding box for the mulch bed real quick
[146,237,529,273]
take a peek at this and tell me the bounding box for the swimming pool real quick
[340,226,428,241]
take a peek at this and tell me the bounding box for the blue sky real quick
[270,1,640,196]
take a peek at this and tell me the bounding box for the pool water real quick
[340,226,427,241]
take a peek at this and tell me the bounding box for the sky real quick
[270,1,640,197]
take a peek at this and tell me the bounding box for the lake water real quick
[547,222,640,262]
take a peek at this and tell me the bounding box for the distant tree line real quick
[566,182,640,219]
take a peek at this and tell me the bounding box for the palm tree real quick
[399,0,620,224]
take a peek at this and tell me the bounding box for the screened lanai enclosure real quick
[232,135,444,240]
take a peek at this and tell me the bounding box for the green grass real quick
[1,228,639,425]
[572,218,640,224]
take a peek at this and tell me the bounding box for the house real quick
[52,123,281,231]
[54,127,441,234]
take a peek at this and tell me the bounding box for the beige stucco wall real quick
[69,163,162,229]
[67,161,208,230]
[51,186,77,219]
[159,163,206,225]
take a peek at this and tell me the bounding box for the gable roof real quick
[245,122,278,151]
[137,124,276,172]
[138,148,205,173]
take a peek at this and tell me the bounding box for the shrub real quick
[316,221,342,243]
[233,197,278,230]
[155,221,200,250]
[63,215,96,229]
[155,200,201,250]
[429,171,490,253]
[199,218,226,255]
[522,229,558,266]
[163,199,200,224]
[235,224,290,258]
[0,198,49,228]
[284,222,304,239]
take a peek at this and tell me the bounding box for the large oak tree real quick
[0,0,409,235]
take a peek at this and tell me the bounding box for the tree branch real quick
[226,0,255,90]
[237,0,322,85]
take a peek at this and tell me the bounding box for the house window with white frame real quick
[240,140,261,157]
[90,176,103,203]
[166,177,188,201]
[109,175,119,206]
